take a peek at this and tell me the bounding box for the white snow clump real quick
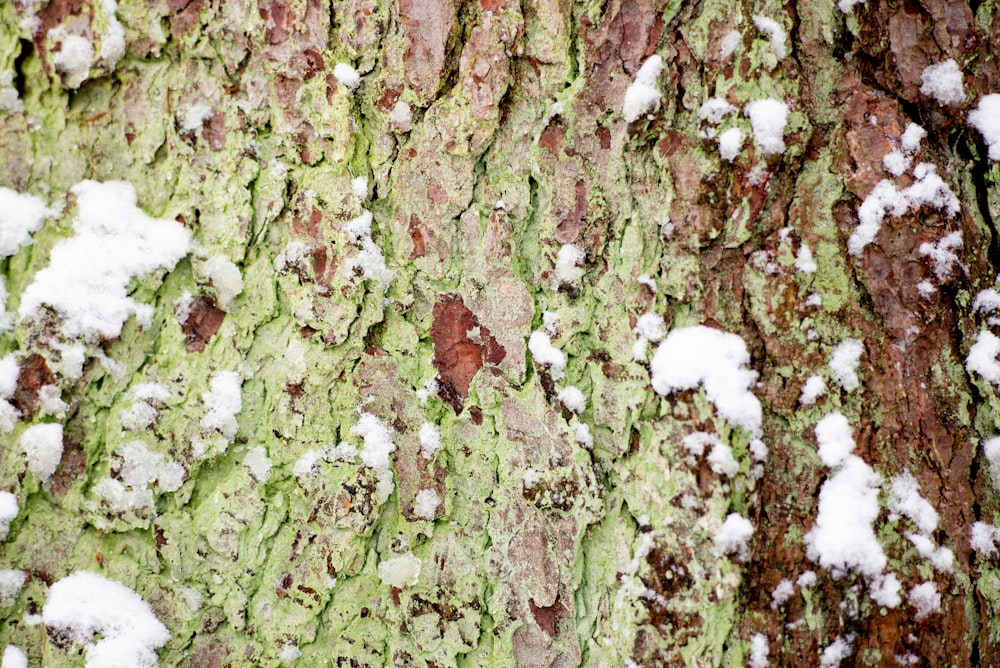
[41,571,169,668]
[622,56,664,123]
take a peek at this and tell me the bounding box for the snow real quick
[719,30,741,59]
[2,646,26,668]
[202,255,243,309]
[969,95,1000,161]
[121,384,170,431]
[334,63,362,90]
[635,313,666,342]
[698,98,737,124]
[528,330,566,380]
[37,385,66,419]
[0,570,25,603]
[918,231,962,282]
[805,455,886,579]
[622,55,664,123]
[554,243,585,286]
[718,127,743,162]
[52,34,94,89]
[815,412,855,467]
[838,0,865,12]
[0,187,53,257]
[967,331,1000,385]
[416,378,438,405]
[904,532,953,572]
[377,552,421,588]
[0,71,24,112]
[21,423,63,482]
[180,104,212,132]
[390,101,412,130]
[821,636,853,667]
[96,0,125,69]
[0,492,17,541]
[116,441,184,492]
[713,513,754,561]
[351,412,395,471]
[848,164,959,256]
[829,339,863,391]
[41,571,169,668]
[753,15,787,59]
[0,357,17,402]
[200,371,242,440]
[745,99,789,157]
[682,431,716,458]
[797,570,817,587]
[907,582,940,620]
[419,423,442,459]
[971,521,1000,557]
[278,644,301,664]
[749,633,769,668]
[888,471,938,534]
[799,375,826,406]
[795,244,817,274]
[542,311,560,336]
[707,441,739,477]
[345,237,394,292]
[351,176,368,200]
[919,59,964,106]
[413,489,441,519]
[901,123,927,152]
[637,274,657,292]
[243,446,272,482]
[974,288,1000,316]
[651,325,762,438]
[19,181,192,340]
[344,210,373,242]
[770,579,794,608]
[870,572,902,608]
[573,422,594,448]
[557,386,586,413]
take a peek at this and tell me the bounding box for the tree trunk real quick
[1,0,999,665]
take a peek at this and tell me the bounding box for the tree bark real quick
[1,0,999,666]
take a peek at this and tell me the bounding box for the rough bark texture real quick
[1,0,999,666]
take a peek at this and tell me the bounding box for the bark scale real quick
[0,0,999,666]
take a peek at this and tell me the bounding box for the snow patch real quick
[969,95,1000,161]
[377,552,421,588]
[200,371,242,440]
[753,15,787,59]
[334,63,362,90]
[622,56,664,123]
[651,325,762,438]
[829,339,863,391]
[745,99,789,157]
[713,513,754,561]
[21,423,63,482]
[919,59,965,107]
[19,181,192,340]
[41,571,169,668]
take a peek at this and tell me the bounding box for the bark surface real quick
[1,0,1000,666]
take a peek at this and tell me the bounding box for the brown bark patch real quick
[12,353,56,420]
[528,596,563,637]
[430,296,506,413]
[203,111,226,151]
[180,296,226,352]
[399,0,456,103]
[49,440,86,497]
[260,0,291,44]
[167,0,205,39]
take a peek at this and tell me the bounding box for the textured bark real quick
[1,0,999,666]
